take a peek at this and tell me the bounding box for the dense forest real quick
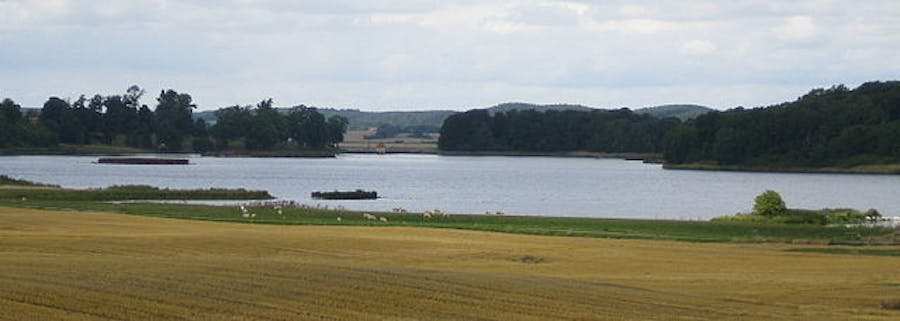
[437,81,900,169]
[438,108,679,153]
[0,86,347,153]
[663,81,900,167]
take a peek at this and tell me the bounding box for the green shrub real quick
[822,209,869,225]
[753,190,787,216]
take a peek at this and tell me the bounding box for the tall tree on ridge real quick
[154,89,195,151]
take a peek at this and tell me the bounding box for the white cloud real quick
[555,1,590,16]
[680,40,717,55]
[773,16,818,41]
[585,18,675,34]
[0,0,898,111]
[618,4,654,17]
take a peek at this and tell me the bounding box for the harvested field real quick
[0,207,897,320]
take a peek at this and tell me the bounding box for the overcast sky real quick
[1,0,898,111]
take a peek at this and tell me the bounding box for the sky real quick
[1,0,898,111]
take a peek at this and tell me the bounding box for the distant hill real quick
[194,108,454,131]
[316,108,455,131]
[485,102,596,114]
[192,102,712,132]
[483,103,713,121]
[193,110,219,124]
[633,104,714,121]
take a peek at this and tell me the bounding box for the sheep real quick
[363,213,377,221]
[337,217,342,222]
[423,212,433,219]
[379,216,388,222]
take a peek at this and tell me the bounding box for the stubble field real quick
[0,207,897,320]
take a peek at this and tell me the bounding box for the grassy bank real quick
[0,185,272,201]
[0,175,59,188]
[2,200,895,245]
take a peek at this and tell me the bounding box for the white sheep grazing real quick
[337,217,342,222]
[423,212,432,219]
[363,213,377,220]
[379,216,388,222]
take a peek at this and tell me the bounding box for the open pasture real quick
[0,207,898,320]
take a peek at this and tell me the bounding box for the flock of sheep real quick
[238,202,507,222]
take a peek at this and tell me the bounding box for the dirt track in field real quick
[1,207,897,320]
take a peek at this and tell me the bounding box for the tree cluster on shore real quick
[438,108,678,153]
[663,81,900,167]
[438,81,900,168]
[0,86,347,153]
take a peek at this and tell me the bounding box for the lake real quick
[1,154,898,219]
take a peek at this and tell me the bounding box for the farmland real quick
[1,206,898,320]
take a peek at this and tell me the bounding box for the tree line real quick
[663,81,900,167]
[438,108,679,153]
[0,86,347,152]
[439,81,900,168]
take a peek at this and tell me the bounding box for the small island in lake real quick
[311,190,378,200]
[97,157,190,165]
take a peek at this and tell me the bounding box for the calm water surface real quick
[1,154,898,219]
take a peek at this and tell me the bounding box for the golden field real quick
[0,206,897,320]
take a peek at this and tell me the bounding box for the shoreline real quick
[1,146,338,158]
[202,150,337,158]
[436,150,663,161]
[664,163,900,175]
